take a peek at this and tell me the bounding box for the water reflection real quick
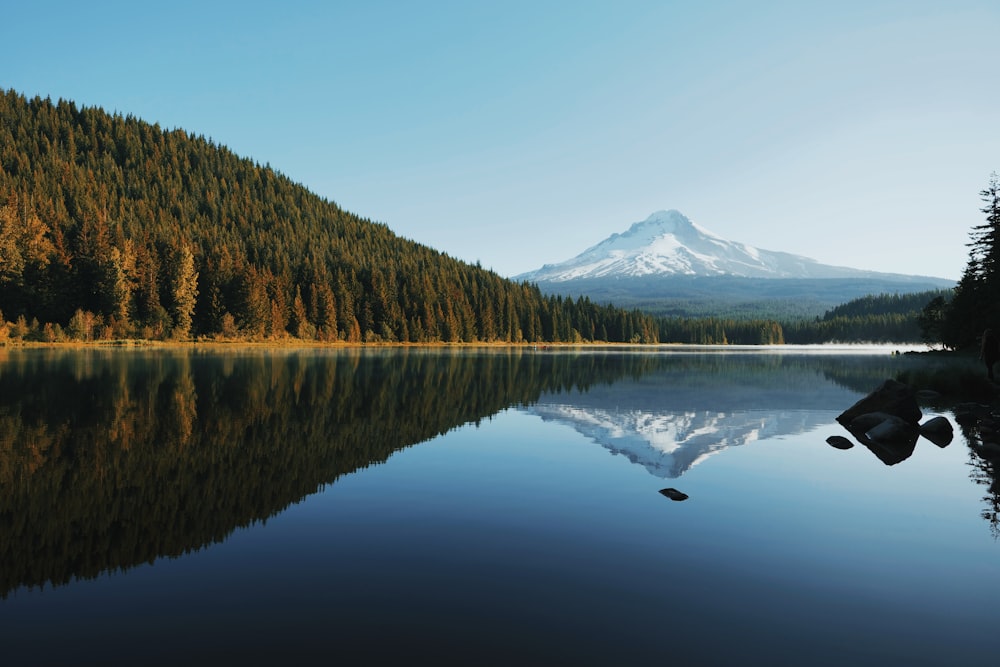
[953,406,1000,538]
[0,347,680,597]
[525,352,906,478]
[0,347,988,597]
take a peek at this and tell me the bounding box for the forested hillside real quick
[649,289,948,345]
[0,90,659,343]
[782,290,951,344]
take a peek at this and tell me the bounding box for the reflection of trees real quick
[818,354,925,395]
[954,410,1000,539]
[0,347,666,597]
[969,454,1000,539]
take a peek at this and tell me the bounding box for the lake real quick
[1,345,998,665]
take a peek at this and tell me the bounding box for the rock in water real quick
[854,413,919,466]
[837,379,922,427]
[864,414,920,444]
[826,435,854,450]
[919,415,954,447]
[659,488,689,501]
[848,412,896,434]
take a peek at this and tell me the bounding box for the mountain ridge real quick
[515,210,953,319]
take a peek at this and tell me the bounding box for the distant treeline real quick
[658,318,786,344]
[782,290,952,344]
[649,290,948,345]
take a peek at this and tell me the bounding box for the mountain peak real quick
[638,209,690,228]
[515,209,895,282]
[620,210,697,239]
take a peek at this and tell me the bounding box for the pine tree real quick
[170,244,199,339]
[938,174,1000,349]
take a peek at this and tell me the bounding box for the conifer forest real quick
[0,90,661,344]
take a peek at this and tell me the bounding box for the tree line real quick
[781,290,950,344]
[654,290,946,345]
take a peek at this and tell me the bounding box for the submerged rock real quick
[659,488,689,501]
[826,435,854,450]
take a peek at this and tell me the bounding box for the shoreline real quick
[0,339,932,352]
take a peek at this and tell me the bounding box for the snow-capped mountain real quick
[516,209,919,282]
[526,403,827,479]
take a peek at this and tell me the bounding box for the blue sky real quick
[6,1,999,281]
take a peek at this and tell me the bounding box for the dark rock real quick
[839,412,919,465]
[659,488,689,501]
[848,412,897,436]
[826,435,854,450]
[918,416,954,447]
[837,379,922,427]
[865,414,920,444]
[860,415,919,466]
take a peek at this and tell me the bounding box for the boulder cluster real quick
[834,379,954,465]
[661,378,979,503]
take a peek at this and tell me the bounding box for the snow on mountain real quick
[525,403,825,479]
[516,209,894,282]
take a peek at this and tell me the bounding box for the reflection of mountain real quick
[525,353,874,478]
[530,405,828,478]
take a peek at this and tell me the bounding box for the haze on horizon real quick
[6,1,999,282]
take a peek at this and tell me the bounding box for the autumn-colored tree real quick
[169,244,199,339]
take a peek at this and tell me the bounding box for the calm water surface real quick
[0,346,998,665]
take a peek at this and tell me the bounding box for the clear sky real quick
[6,1,999,281]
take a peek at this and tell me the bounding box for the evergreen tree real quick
[936,173,1000,349]
[169,244,199,339]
